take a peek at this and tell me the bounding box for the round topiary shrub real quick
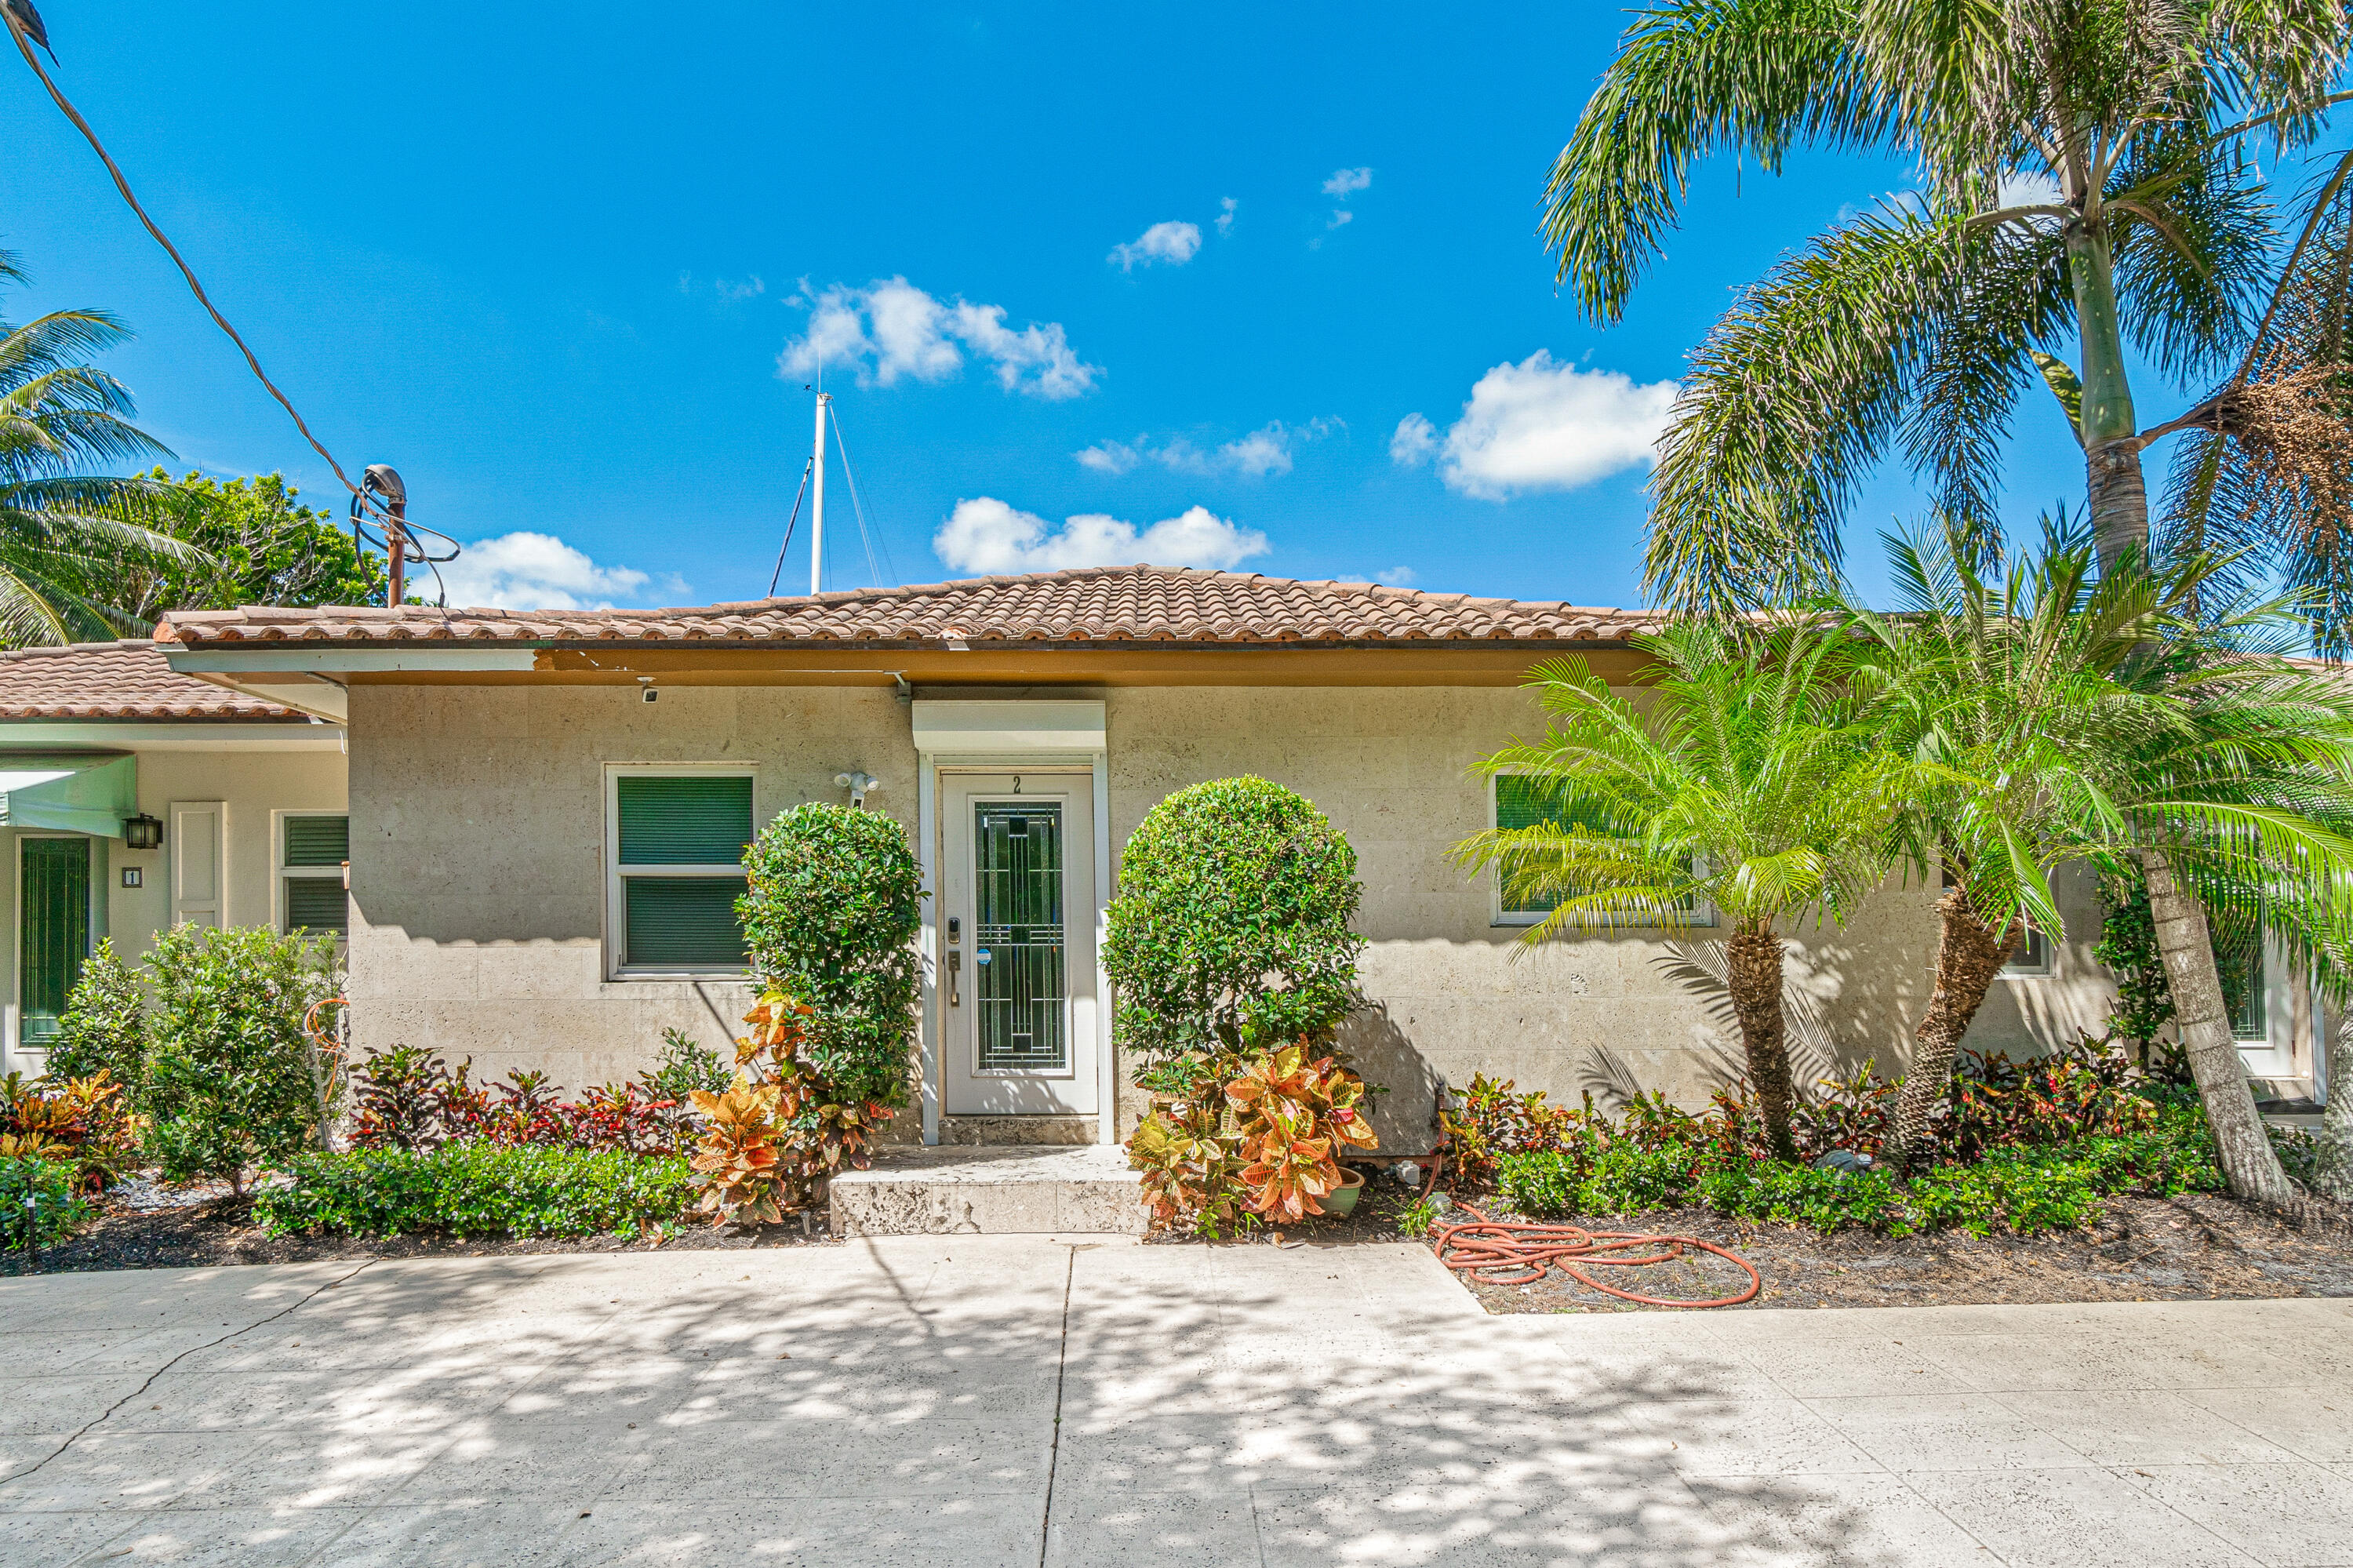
[1104,776,1364,1068]
[736,803,922,1107]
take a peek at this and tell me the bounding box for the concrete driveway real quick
[2,1238,2348,1567]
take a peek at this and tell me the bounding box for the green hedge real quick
[0,1157,89,1250]
[1493,1123,2224,1239]
[256,1144,695,1239]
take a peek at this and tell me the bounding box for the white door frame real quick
[916,744,1113,1146]
[2237,936,2313,1086]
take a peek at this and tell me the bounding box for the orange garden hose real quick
[1431,1203,1762,1309]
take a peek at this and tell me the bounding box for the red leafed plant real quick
[1225,1042,1379,1224]
[689,991,889,1227]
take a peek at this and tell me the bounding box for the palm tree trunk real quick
[2140,848,2297,1207]
[2068,218,2148,566]
[1726,922,1799,1161]
[2066,223,2291,1204]
[1889,888,2009,1172]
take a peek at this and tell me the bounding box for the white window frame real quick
[1489,774,1716,930]
[1999,922,2057,978]
[272,809,350,939]
[603,762,757,980]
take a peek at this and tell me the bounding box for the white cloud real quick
[1109,220,1203,271]
[1216,197,1238,236]
[1322,167,1373,198]
[1395,351,1678,500]
[935,497,1269,574]
[1074,418,1340,479]
[1998,168,2065,208]
[1388,412,1437,466]
[435,532,661,610]
[780,278,1100,400]
[1326,209,1354,230]
[1376,566,1416,587]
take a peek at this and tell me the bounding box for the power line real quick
[5,5,447,591]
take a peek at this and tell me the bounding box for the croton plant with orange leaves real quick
[689,991,889,1227]
[1127,1039,1377,1232]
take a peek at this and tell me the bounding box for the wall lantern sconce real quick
[123,813,164,850]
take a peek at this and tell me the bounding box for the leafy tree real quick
[99,467,385,618]
[48,937,145,1090]
[1842,526,2353,1194]
[0,248,205,646]
[140,925,341,1196]
[1455,623,1920,1159]
[736,804,922,1108]
[1104,777,1366,1074]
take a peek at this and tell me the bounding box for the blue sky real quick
[3,2,2130,612]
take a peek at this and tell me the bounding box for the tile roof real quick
[154,565,1663,647]
[0,640,307,721]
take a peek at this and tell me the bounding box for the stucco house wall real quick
[344,680,2118,1143]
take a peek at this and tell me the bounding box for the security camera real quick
[835,770,881,807]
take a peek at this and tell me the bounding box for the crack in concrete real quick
[0,1257,379,1488]
[1037,1242,1077,1568]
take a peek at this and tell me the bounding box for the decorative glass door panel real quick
[940,773,1098,1119]
[973,802,1067,1073]
[20,837,90,1044]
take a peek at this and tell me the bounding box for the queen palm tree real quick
[1546,0,2348,597]
[1545,0,2353,1205]
[0,249,202,646]
[1455,621,1922,1159]
[1843,525,2353,1195]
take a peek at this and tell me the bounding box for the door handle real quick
[948,949,961,1006]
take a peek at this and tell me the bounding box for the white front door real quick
[940,773,1099,1117]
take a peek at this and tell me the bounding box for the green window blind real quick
[20,838,91,1042]
[284,876,349,936]
[1494,776,1607,915]
[1493,777,1699,923]
[284,815,349,868]
[617,777,754,865]
[625,876,750,967]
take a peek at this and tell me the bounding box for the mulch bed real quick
[1433,1191,2353,1312]
[0,1199,835,1277]
[1139,1176,2353,1312]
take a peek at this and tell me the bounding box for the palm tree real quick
[1842,525,2353,1198]
[1545,0,2349,597]
[1455,621,1919,1159]
[1545,0,2353,1207]
[0,249,202,646]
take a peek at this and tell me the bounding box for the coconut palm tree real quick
[0,249,202,646]
[1842,525,2353,1195]
[1545,0,2353,1207]
[1455,621,1922,1159]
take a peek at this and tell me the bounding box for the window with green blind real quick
[611,772,752,970]
[1491,775,1709,927]
[280,813,349,937]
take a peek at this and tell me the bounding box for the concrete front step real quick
[829,1144,1147,1237]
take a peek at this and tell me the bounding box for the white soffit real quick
[911,700,1107,755]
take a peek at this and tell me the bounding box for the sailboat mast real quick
[809,391,831,595]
